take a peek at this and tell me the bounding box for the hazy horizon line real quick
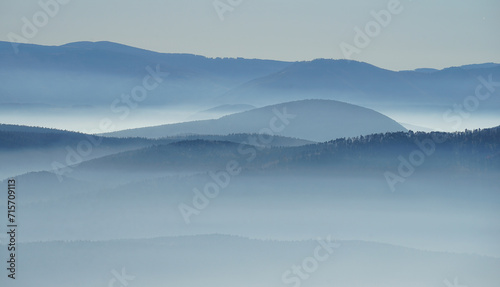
[3,40,499,72]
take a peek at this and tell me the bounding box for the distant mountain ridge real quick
[9,234,500,287]
[0,41,291,107]
[1,41,498,110]
[218,58,500,109]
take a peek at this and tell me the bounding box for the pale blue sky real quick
[1,0,499,70]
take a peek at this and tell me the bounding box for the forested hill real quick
[0,128,312,150]
[0,128,152,150]
[268,126,500,171]
[73,126,500,173]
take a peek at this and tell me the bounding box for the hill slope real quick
[80,126,500,176]
[0,124,312,179]
[103,99,406,142]
[0,41,291,107]
[3,235,499,287]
